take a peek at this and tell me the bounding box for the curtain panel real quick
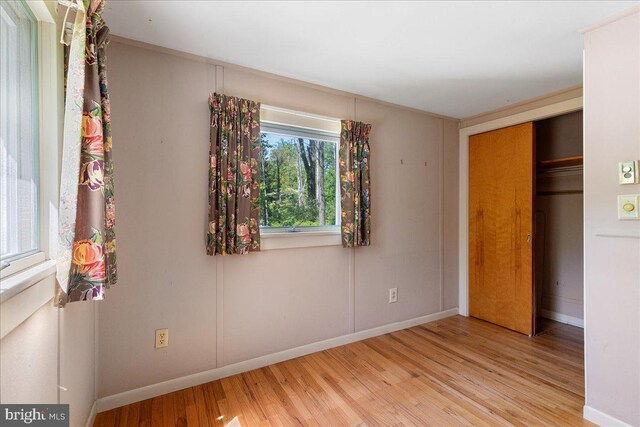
[207,93,261,255]
[55,0,116,306]
[339,120,372,248]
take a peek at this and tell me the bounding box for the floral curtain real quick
[207,93,261,255]
[55,0,116,306]
[339,120,372,248]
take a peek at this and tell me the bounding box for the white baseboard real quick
[96,307,459,413]
[583,405,632,427]
[540,309,584,328]
[84,400,97,427]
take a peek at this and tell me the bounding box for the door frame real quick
[458,96,583,316]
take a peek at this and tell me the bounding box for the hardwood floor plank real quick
[162,392,177,427]
[150,396,164,427]
[180,389,198,427]
[94,316,591,426]
[191,386,212,427]
[202,382,225,426]
[122,402,140,427]
[138,397,153,427]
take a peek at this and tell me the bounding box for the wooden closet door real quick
[469,122,534,335]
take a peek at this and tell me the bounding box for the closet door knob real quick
[526,233,532,243]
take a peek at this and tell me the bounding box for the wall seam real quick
[440,119,445,312]
[351,97,357,333]
[57,306,61,404]
[215,65,224,369]
[216,258,224,368]
[94,303,99,402]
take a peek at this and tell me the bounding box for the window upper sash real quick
[260,105,341,142]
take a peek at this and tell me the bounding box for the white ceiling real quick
[105,1,638,118]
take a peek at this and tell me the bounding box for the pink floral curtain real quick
[340,120,372,247]
[55,0,116,306]
[207,93,261,255]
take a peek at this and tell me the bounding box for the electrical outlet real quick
[389,288,398,303]
[155,328,169,348]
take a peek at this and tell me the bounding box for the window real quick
[259,122,340,231]
[0,0,39,264]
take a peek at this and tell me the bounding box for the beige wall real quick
[352,99,442,330]
[97,39,460,397]
[536,110,583,161]
[60,303,97,427]
[443,120,460,311]
[0,294,98,427]
[536,173,584,320]
[583,9,640,426]
[1,304,58,405]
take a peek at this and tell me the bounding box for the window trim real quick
[261,225,340,234]
[33,0,61,264]
[0,252,45,279]
[260,229,342,251]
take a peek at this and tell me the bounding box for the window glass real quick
[259,131,339,228]
[0,0,39,262]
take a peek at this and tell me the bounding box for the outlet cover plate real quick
[155,328,169,348]
[389,288,398,303]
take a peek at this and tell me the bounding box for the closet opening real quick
[534,110,584,334]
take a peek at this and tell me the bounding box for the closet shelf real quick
[537,156,583,170]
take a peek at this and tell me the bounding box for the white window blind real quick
[0,0,39,263]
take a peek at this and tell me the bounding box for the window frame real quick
[258,106,343,250]
[1,0,60,293]
[259,114,341,236]
[0,0,40,267]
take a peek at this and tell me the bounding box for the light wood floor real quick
[94,316,589,426]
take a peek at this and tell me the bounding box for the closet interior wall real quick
[535,110,584,326]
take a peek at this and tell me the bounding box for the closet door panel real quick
[469,122,534,335]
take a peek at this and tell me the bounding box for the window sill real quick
[260,230,342,250]
[0,259,57,339]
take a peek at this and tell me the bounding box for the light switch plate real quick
[618,194,640,220]
[619,161,639,184]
